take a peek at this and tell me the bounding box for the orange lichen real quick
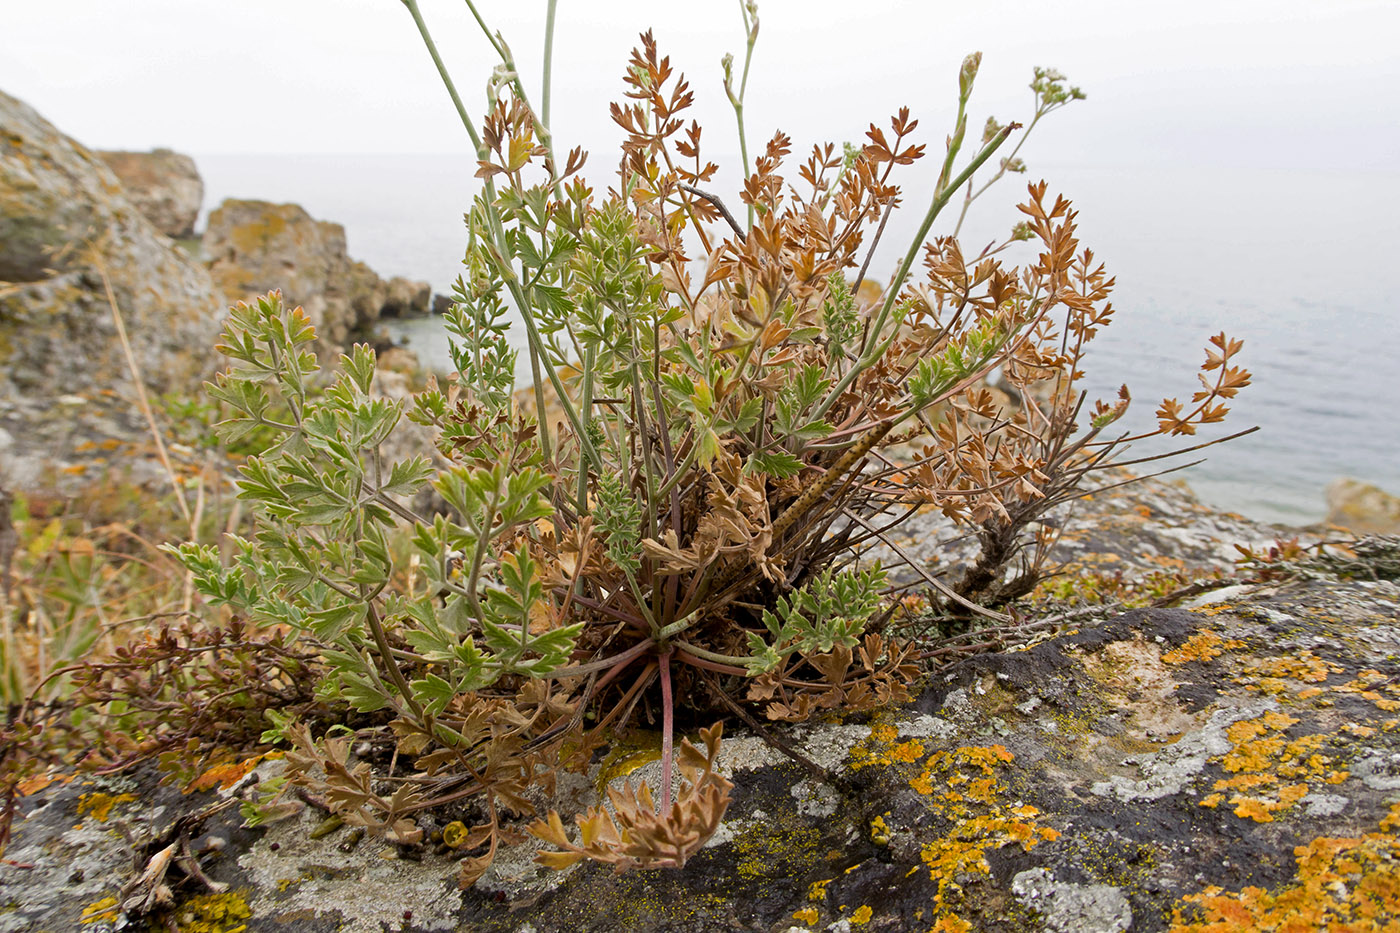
[1233,652,1342,698]
[1200,711,1347,823]
[890,739,927,763]
[1170,832,1400,931]
[1381,802,1400,833]
[850,905,874,925]
[808,879,831,902]
[912,745,1058,919]
[1162,632,1246,665]
[185,753,267,793]
[792,907,819,926]
[931,913,974,932]
[849,721,925,771]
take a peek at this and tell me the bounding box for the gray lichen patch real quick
[238,810,464,933]
[1091,699,1279,802]
[1012,867,1133,933]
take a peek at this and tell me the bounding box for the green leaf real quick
[307,603,364,642]
[382,456,435,498]
[749,450,804,478]
[342,343,377,395]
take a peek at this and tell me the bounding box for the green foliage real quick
[747,566,887,673]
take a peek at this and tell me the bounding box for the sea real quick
[196,153,1400,528]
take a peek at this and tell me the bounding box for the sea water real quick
[196,153,1400,527]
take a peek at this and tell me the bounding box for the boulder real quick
[96,148,203,239]
[1326,477,1400,535]
[9,481,1400,932]
[432,292,453,315]
[380,275,432,317]
[203,199,413,354]
[0,89,224,493]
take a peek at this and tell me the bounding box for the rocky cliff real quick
[203,198,433,357]
[0,90,224,492]
[0,89,439,496]
[96,148,203,239]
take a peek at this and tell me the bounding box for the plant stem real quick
[95,256,191,527]
[815,124,1016,421]
[659,649,674,811]
[542,0,557,131]
[400,0,485,155]
[365,597,425,719]
[725,0,759,229]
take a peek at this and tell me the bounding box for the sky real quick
[2,0,1398,174]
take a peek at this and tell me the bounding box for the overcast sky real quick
[3,0,1397,173]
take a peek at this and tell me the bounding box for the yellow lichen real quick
[808,878,831,902]
[80,896,119,924]
[595,730,664,793]
[931,915,973,932]
[169,889,252,933]
[76,791,136,823]
[792,907,819,926]
[850,904,874,925]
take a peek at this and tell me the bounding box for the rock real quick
[1326,477,1400,535]
[204,199,357,352]
[380,276,432,317]
[203,199,422,354]
[0,89,224,494]
[432,292,453,315]
[377,346,421,374]
[1012,868,1133,933]
[95,148,203,239]
[345,258,389,332]
[7,484,1400,931]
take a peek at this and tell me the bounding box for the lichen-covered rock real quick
[203,199,428,354]
[6,490,1399,932]
[381,275,433,318]
[96,148,203,239]
[0,89,224,493]
[1327,477,1400,535]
